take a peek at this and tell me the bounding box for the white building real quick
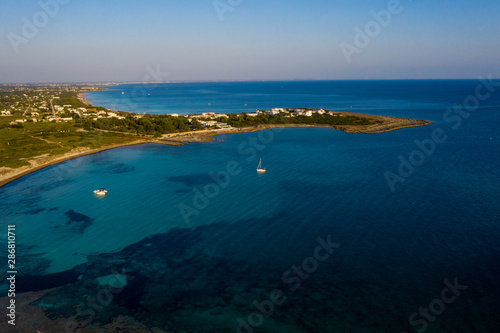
[201,121,218,127]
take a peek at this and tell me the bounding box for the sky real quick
[0,0,499,83]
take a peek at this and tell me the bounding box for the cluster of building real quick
[0,86,131,125]
[188,112,231,129]
[5,106,128,125]
[255,108,336,117]
[183,108,340,129]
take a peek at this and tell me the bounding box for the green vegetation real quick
[77,114,192,136]
[219,112,372,128]
[56,91,87,108]
[76,111,372,137]
[0,118,137,168]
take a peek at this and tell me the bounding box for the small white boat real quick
[93,188,108,196]
[257,159,266,173]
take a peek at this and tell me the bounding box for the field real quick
[0,116,137,168]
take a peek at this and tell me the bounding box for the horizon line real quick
[1,78,499,85]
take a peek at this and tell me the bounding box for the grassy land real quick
[0,117,138,168]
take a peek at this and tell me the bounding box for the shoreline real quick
[78,92,92,106]
[0,117,431,189]
[0,141,147,188]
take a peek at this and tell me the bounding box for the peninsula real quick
[0,84,432,187]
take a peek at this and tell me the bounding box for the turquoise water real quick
[1,81,500,332]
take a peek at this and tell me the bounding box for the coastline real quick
[0,116,431,189]
[0,141,147,188]
[78,92,92,106]
[0,91,432,188]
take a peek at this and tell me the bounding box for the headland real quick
[0,84,431,188]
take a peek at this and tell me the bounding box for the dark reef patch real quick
[23,218,299,331]
[90,155,113,166]
[112,273,148,312]
[64,209,94,233]
[90,162,135,174]
[18,270,80,293]
[24,207,46,215]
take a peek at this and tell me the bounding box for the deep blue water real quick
[85,80,486,117]
[1,80,500,332]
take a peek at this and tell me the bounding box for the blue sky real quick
[0,0,499,83]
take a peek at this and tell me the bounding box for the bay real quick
[1,80,499,332]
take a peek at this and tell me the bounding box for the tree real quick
[191,119,203,130]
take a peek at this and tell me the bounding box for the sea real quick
[1,80,499,332]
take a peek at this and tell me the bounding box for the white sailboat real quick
[257,159,266,173]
